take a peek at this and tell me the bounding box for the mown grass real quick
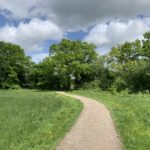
[0,90,82,150]
[71,90,150,150]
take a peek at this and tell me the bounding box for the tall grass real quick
[0,90,82,150]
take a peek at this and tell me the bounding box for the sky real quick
[0,0,150,63]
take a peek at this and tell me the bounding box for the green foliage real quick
[37,39,99,90]
[106,33,150,92]
[110,77,127,92]
[0,90,82,150]
[0,32,150,93]
[143,32,150,58]
[81,79,101,90]
[0,41,35,89]
[124,61,150,92]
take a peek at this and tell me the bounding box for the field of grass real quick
[71,90,150,150]
[0,90,82,150]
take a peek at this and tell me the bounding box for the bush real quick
[11,84,21,89]
[1,82,21,89]
[110,77,127,92]
[81,80,101,90]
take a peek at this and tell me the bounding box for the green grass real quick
[70,90,150,150]
[0,90,82,150]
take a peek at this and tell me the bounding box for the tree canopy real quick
[0,32,150,93]
[0,41,34,89]
[37,39,98,90]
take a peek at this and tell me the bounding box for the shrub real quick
[81,80,101,90]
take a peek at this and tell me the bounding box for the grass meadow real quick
[71,90,150,150]
[0,90,82,150]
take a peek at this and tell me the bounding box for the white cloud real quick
[0,0,150,59]
[84,18,150,54]
[31,53,49,63]
[0,18,63,52]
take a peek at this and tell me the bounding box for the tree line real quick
[0,32,150,93]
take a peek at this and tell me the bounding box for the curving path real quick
[56,92,121,150]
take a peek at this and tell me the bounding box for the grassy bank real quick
[0,90,82,150]
[71,90,150,150]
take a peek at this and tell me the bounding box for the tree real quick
[125,61,150,92]
[0,41,33,89]
[38,39,98,90]
[106,32,150,92]
[142,32,150,59]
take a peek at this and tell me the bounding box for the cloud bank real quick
[0,0,150,28]
[0,19,63,52]
[0,0,150,61]
[84,18,150,54]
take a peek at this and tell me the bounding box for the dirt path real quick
[56,92,121,150]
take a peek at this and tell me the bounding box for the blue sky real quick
[0,14,6,26]
[0,0,150,63]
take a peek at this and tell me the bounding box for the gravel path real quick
[56,92,121,150]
